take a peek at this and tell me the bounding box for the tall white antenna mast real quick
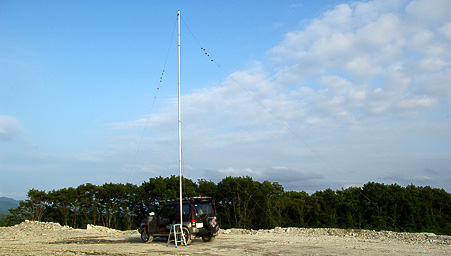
[177,10,183,229]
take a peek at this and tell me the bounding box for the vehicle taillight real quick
[191,219,196,227]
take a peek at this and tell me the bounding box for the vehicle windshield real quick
[193,203,213,217]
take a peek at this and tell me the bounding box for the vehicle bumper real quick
[189,227,219,236]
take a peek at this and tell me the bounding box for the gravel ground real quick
[0,221,450,255]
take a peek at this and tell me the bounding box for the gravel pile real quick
[0,220,73,240]
[221,227,451,246]
[0,220,124,239]
[86,224,122,234]
[1,220,123,234]
[2,220,72,232]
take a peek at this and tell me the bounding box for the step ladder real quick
[166,224,187,248]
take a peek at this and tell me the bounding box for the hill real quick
[0,197,20,217]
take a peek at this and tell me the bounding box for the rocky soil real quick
[0,221,450,255]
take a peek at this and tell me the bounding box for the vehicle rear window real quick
[193,203,213,216]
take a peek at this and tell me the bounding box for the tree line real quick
[1,176,450,235]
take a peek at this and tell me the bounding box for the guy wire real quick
[126,19,178,182]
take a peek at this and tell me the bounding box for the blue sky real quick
[1,0,450,199]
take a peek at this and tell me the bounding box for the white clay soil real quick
[0,221,450,255]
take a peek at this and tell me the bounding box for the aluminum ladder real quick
[166,224,187,248]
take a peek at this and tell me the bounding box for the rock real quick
[425,233,436,237]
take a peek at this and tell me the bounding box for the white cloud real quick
[355,13,404,49]
[0,116,22,141]
[440,22,451,40]
[417,57,449,72]
[270,0,450,120]
[406,0,451,25]
[397,96,438,110]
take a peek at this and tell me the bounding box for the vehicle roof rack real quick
[187,196,212,200]
[165,197,212,203]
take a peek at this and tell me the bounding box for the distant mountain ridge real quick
[0,197,20,216]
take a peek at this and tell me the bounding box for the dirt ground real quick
[1,221,450,255]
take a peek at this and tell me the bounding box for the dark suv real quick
[139,197,219,244]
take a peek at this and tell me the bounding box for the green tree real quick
[336,186,364,229]
[76,183,101,227]
[25,189,49,222]
[258,181,284,228]
[280,190,308,228]
[48,187,78,226]
[362,182,390,230]
[217,176,261,229]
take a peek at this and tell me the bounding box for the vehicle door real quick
[156,204,176,233]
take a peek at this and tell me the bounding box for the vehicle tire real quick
[204,214,218,231]
[182,226,192,245]
[140,230,153,243]
[202,234,215,242]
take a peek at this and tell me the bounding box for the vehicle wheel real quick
[182,226,192,245]
[140,230,153,242]
[202,234,215,242]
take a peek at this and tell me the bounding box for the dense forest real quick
[1,176,450,235]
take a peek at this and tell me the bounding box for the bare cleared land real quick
[0,221,450,255]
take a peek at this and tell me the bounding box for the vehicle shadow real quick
[125,236,205,245]
[124,236,167,244]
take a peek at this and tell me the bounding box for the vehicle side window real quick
[182,204,190,216]
[159,205,176,217]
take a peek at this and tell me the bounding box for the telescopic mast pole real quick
[177,10,183,229]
